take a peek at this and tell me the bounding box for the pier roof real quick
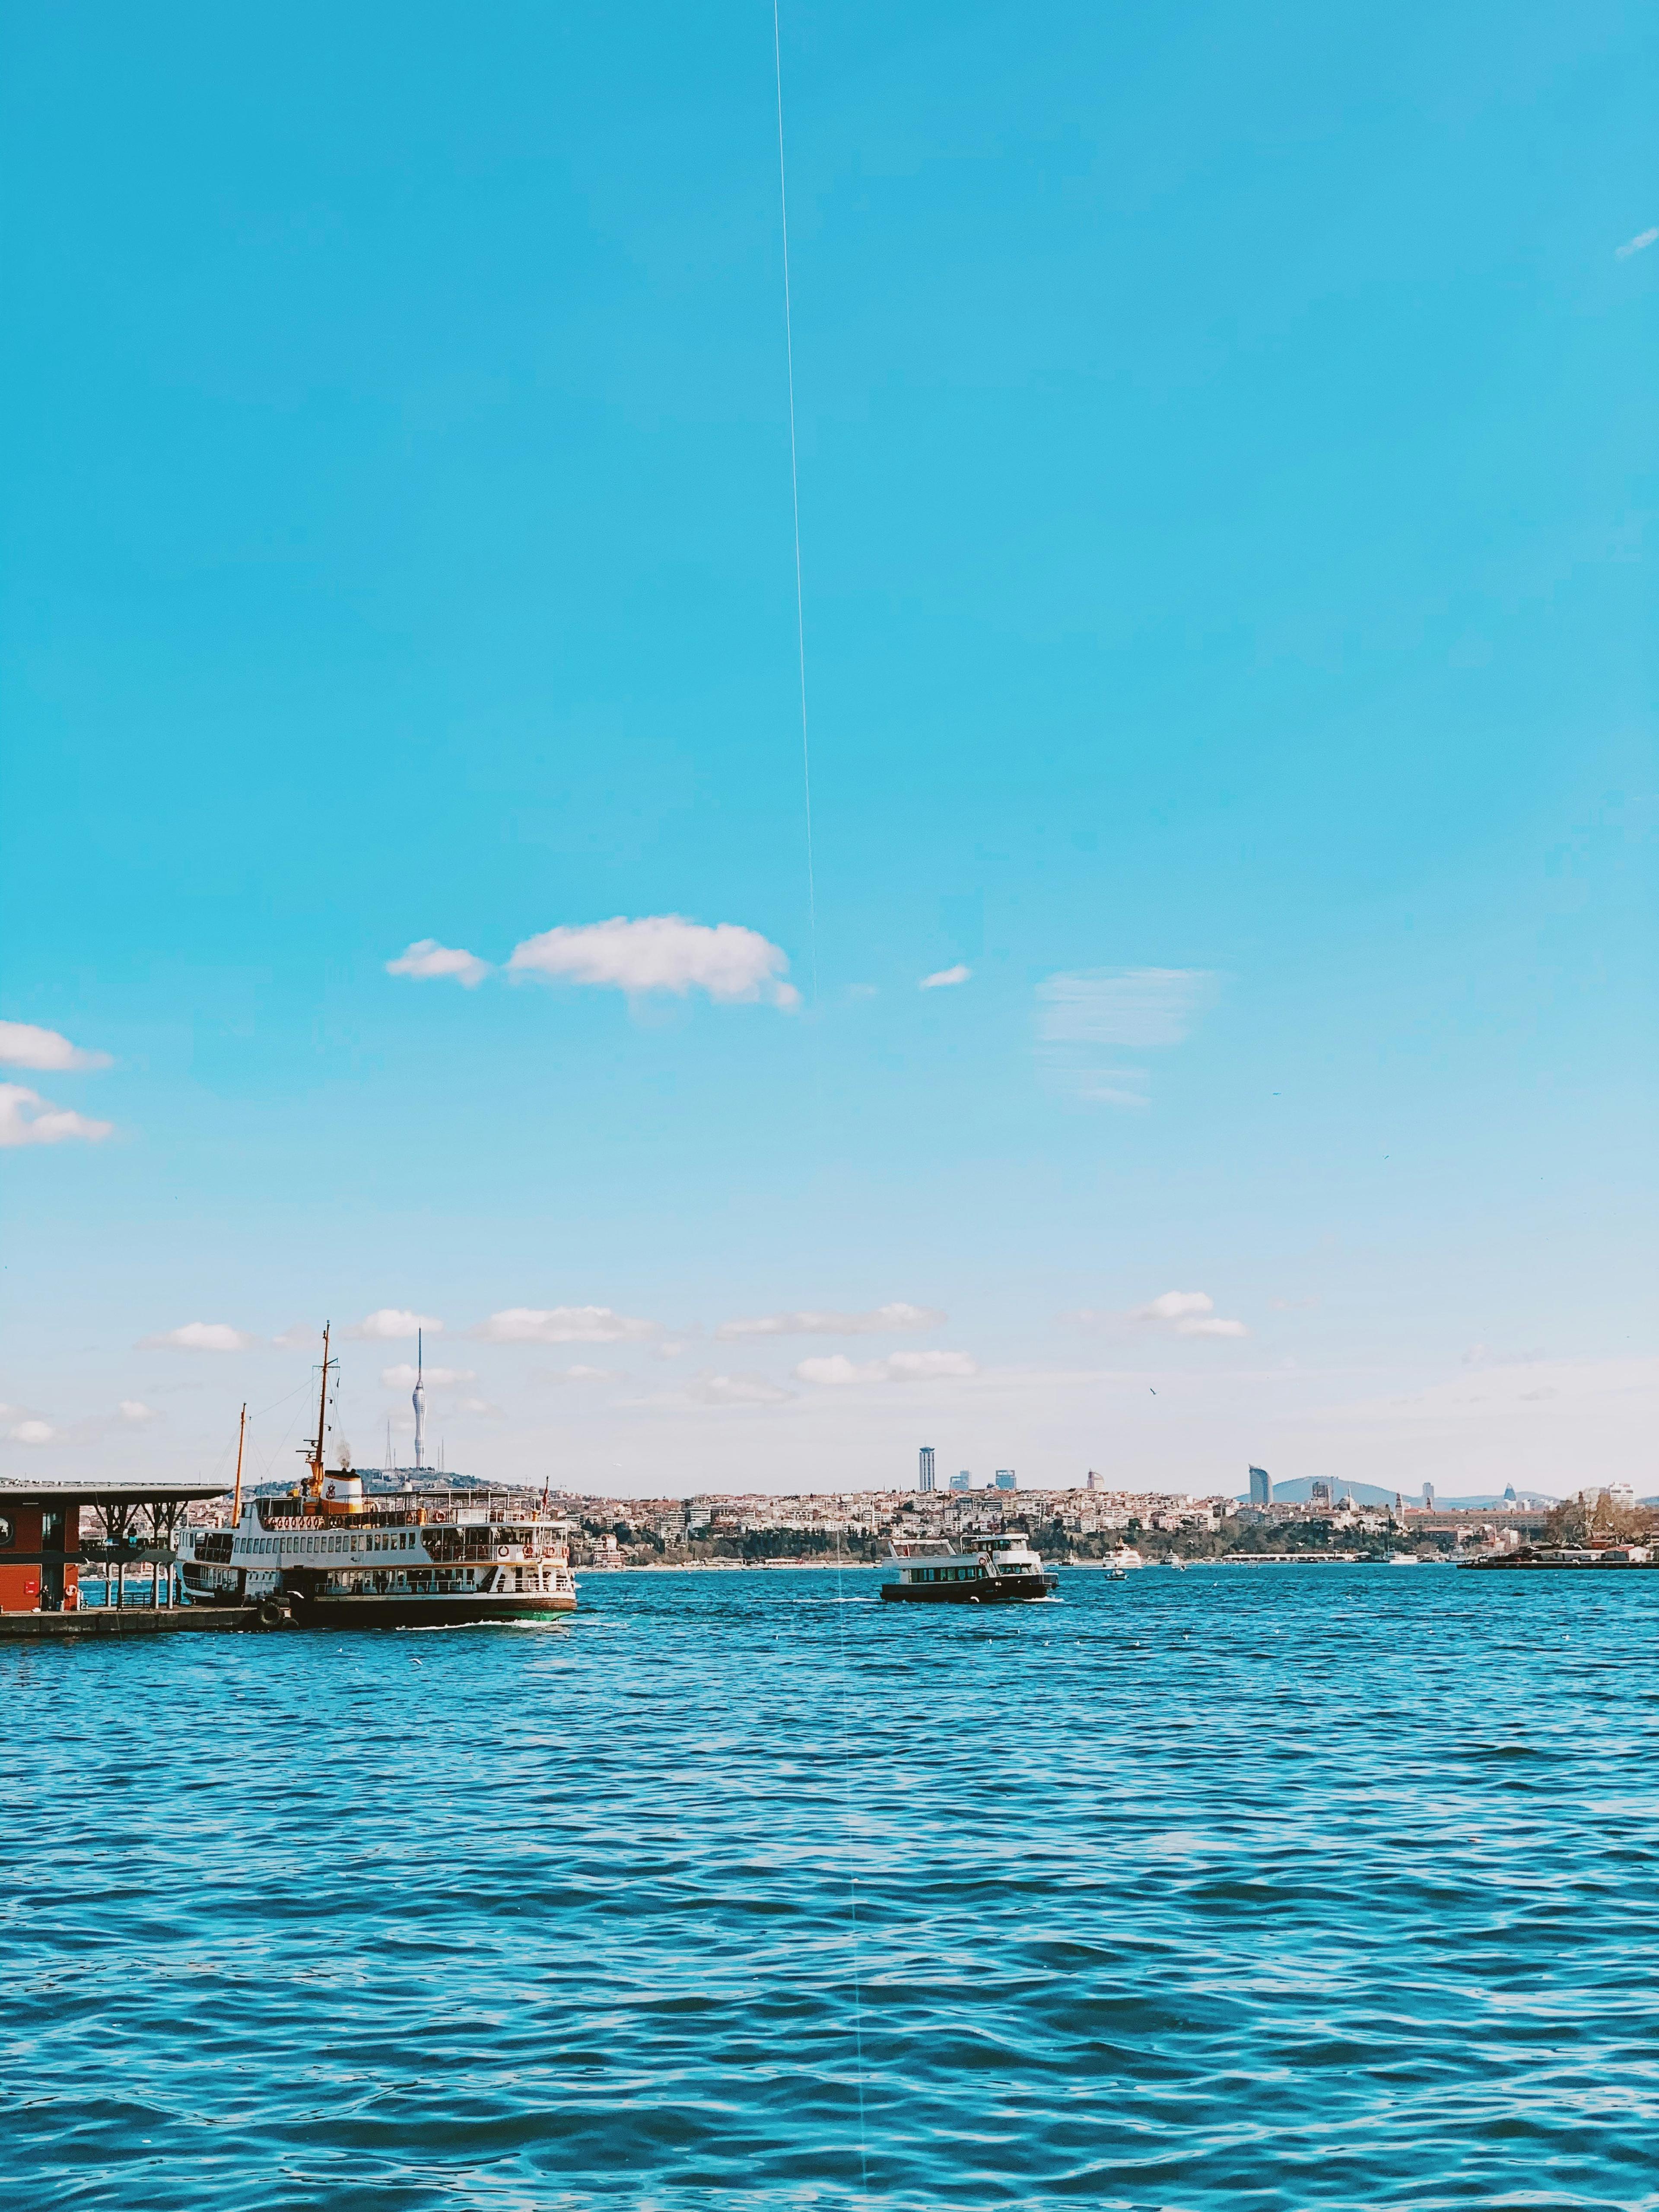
[0,1479,229,1506]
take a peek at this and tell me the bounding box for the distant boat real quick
[880,1534,1057,1604]
[1102,1547,1146,1574]
[1388,1553,1423,1567]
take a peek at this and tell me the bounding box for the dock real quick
[0,1475,231,1637]
[0,1605,261,1640]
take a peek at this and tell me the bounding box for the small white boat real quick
[1101,1547,1146,1575]
[1388,1553,1422,1567]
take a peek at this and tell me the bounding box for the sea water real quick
[3,1564,1657,2210]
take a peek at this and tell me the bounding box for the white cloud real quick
[1615,227,1657,260]
[380,1363,476,1390]
[885,1349,977,1380]
[0,1084,114,1148]
[351,1309,443,1341]
[920,965,971,990]
[474,1305,658,1345]
[386,940,490,988]
[1078,1072,1150,1109]
[795,1355,862,1386]
[796,1349,979,1385]
[507,915,798,1009]
[1131,1290,1249,1340]
[1136,1291,1214,1323]
[1036,969,1215,1109]
[1295,1355,1655,1436]
[716,1301,944,1341]
[8,1420,58,1445]
[118,1400,160,1424]
[552,1364,617,1384]
[139,1322,258,1353]
[0,1021,112,1071]
[1037,967,1215,1049]
[689,1372,794,1406]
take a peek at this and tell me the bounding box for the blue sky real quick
[2,1,1653,1498]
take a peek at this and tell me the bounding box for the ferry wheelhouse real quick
[178,1326,577,1628]
[880,1533,1057,1605]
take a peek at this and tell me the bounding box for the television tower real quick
[412,1329,427,1471]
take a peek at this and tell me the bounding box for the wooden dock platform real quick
[0,1606,261,1640]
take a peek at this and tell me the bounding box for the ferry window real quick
[0,1515,14,1549]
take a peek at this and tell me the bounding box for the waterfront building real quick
[918,1446,935,1494]
[0,1478,226,1619]
[1249,1465,1272,1506]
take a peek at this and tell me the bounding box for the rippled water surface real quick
[5,1564,1659,2210]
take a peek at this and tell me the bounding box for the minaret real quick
[412,1328,427,1471]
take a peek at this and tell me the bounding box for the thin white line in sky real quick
[772,0,818,1007]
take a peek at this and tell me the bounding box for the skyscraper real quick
[994,1469,1016,1491]
[949,1469,970,1492]
[918,1446,935,1494]
[1310,1478,1332,1508]
[1422,1481,1435,1508]
[1085,1469,1101,1492]
[1248,1465,1272,1506]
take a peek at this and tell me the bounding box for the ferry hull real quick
[880,1575,1054,1605]
[187,1592,576,1629]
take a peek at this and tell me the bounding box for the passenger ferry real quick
[178,1326,577,1628]
[880,1533,1057,1604]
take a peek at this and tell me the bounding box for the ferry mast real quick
[303,1322,336,1503]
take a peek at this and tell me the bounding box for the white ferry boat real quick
[178,1327,577,1628]
[880,1533,1057,1605]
